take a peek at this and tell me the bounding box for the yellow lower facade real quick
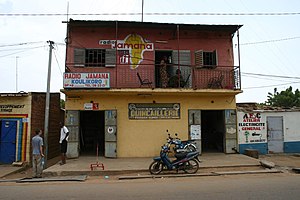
[63,89,239,158]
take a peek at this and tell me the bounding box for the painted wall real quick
[238,110,300,154]
[66,92,236,157]
[0,95,31,162]
[0,93,61,163]
[237,111,267,154]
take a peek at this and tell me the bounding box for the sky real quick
[0,0,299,103]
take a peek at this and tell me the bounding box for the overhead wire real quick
[0,12,300,17]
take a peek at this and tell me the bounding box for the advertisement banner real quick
[238,112,267,144]
[128,103,180,120]
[64,73,110,88]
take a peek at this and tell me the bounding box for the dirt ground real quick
[259,153,300,171]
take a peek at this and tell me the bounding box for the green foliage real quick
[265,86,300,107]
[60,99,65,109]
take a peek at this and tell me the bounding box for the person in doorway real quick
[168,69,185,88]
[32,129,44,178]
[59,122,69,165]
[160,56,169,88]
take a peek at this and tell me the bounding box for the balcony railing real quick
[65,63,241,90]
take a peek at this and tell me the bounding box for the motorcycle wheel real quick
[183,159,199,174]
[184,144,197,152]
[149,161,163,175]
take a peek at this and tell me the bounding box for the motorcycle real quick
[149,143,200,175]
[166,130,197,153]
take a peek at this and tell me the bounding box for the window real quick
[195,50,217,68]
[86,49,105,67]
[74,48,116,67]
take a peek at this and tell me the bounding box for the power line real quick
[242,72,300,80]
[0,12,300,17]
[0,41,45,47]
[240,36,300,45]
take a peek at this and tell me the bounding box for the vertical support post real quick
[44,40,54,168]
[115,21,118,87]
[177,25,181,87]
[237,29,241,89]
[141,0,144,22]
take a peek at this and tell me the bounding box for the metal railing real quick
[65,63,241,90]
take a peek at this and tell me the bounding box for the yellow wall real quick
[0,96,32,161]
[65,92,236,157]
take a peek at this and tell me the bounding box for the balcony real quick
[64,63,241,90]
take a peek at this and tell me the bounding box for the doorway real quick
[155,51,172,87]
[79,111,105,156]
[267,116,284,153]
[0,120,17,164]
[201,110,225,152]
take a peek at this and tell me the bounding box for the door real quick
[267,116,283,153]
[224,110,237,153]
[188,110,201,154]
[65,110,80,158]
[0,120,17,164]
[105,110,117,158]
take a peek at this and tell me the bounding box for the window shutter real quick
[105,49,116,67]
[172,50,192,87]
[212,50,217,66]
[74,48,85,67]
[195,50,203,68]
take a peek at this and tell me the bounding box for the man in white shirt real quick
[59,122,69,165]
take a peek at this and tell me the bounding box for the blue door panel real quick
[0,120,17,164]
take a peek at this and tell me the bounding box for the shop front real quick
[63,89,239,158]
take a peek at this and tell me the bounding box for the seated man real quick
[168,69,185,88]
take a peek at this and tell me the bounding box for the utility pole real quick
[44,40,54,168]
[15,56,19,92]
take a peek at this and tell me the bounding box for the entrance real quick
[0,120,17,164]
[79,111,105,156]
[201,110,225,152]
[267,116,284,153]
[155,51,172,87]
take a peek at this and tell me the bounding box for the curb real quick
[118,169,283,180]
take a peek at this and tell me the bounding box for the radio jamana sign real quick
[64,73,110,88]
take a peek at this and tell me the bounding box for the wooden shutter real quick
[195,50,203,68]
[172,50,191,87]
[105,49,116,67]
[74,48,85,67]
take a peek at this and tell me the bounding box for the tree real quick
[265,86,300,107]
[60,99,65,109]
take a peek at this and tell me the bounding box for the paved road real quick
[0,173,299,200]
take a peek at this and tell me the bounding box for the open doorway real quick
[201,110,225,152]
[155,51,172,87]
[79,111,105,156]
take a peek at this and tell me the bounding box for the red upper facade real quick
[64,20,242,90]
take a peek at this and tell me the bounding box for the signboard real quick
[128,103,180,120]
[64,73,110,88]
[0,104,25,112]
[190,125,201,140]
[99,34,154,69]
[84,103,99,110]
[238,112,267,144]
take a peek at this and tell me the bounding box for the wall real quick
[237,111,267,154]
[0,93,61,163]
[31,93,61,159]
[237,110,300,154]
[0,95,31,162]
[262,111,300,153]
[66,92,236,157]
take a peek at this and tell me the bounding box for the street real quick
[0,173,299,200]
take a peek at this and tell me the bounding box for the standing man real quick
[59,122,69,165]
[32,129,44,178]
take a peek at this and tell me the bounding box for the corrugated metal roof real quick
[67,19,242,34]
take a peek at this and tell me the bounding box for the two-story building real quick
[61,20,242,158]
